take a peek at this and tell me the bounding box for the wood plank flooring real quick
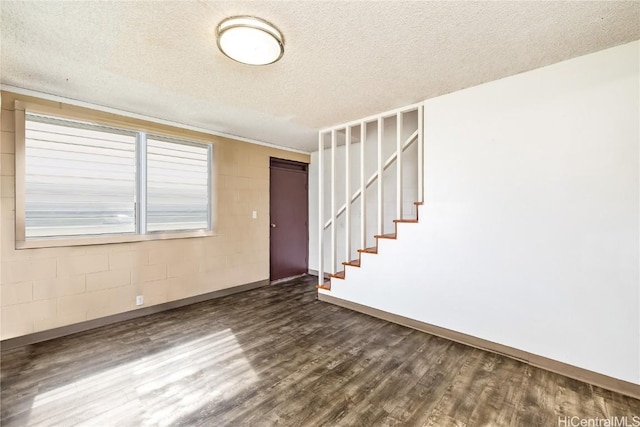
[1,275,638,426]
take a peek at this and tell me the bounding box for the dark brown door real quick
[269,158,309,281]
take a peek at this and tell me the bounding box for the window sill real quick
[15,229,216,249]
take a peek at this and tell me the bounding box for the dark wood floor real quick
[1,275,638,426]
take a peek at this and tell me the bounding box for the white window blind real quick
[146,137,210,232]
[25,114,137,238]
[21,113,213,244]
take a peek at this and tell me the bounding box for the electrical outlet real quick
[136,295,144,306]
[252,210,257,219]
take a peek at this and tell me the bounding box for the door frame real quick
[269,157,309,281]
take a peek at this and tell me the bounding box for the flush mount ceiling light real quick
[216,16,284,66]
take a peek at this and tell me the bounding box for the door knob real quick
[271,223,277,228]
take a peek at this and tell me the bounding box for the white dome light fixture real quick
[216,16,284,66]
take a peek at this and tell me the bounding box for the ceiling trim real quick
[0,84,311,154]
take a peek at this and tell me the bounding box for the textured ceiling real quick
[1,1,638,152]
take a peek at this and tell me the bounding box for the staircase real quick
[316,103,424,291]
[318,201,423,290]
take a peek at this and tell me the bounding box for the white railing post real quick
[360,122,367,250]
[318,132,324,286]
[418,105,424,203]
[396,112,403,220]
[377,118,384,235]
[345,126,351,262]
[331,129,337,274]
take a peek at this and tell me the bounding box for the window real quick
[18,110,213,247]
[145,137,210,232]
[25,114,137,238]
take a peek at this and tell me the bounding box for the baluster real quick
[330,129,337,274]
[396,112,403,220]
[345,126,351,262]
[318,132,324,286]
[377,118,383,236]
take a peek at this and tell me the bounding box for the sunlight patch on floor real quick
[28,329,257,426]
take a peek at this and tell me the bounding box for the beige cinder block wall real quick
[0,91,309,340]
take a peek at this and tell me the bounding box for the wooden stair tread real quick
[393,219,418,223]
[358,247,378,254]
[329,271,345,279]
[316,280,331,290]
[374,233,396,239]
[343,259,361,267]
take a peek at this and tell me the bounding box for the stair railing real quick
[318,103,424,287]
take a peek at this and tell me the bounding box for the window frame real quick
[141,133,213,235]
[14,101,215,249]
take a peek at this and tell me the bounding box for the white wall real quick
[315,41,640,385]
